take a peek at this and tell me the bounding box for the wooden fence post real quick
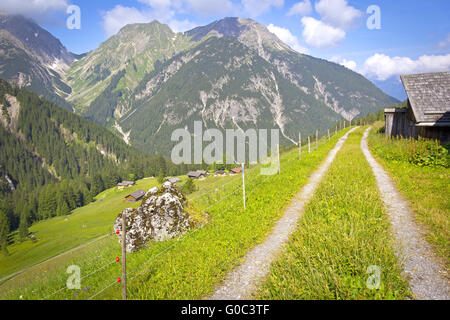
[315,130,318,150]
[277,144,281,174]
[121,213,127,300]
[298,132,301,161]
[308,136,311,153]
[328,129,330,141]
[242,163,246,210]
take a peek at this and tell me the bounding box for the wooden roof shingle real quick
[401,71,450,125]
[126,189,145,200]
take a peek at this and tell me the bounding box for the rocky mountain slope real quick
[0,12,76,110]
[0,15,398,156]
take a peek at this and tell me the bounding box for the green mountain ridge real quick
[0,79,182,234]
[0,15,399,157]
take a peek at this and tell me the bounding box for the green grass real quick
[256,128,411,300]
[368,122,450,267]
[0,129,352,300]
[0,179,158,279]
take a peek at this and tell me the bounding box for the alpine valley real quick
[0,13,398,157]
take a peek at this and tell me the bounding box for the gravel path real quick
[208,128,358,300]
[361,127,449,300]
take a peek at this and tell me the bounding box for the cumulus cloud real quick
[0,0,69,24]
[242,0,284,18]
[168,18,198,32]
[301,17,345,48]
[102,0,241,36]
[330,56,357,71]
[287,0,312,16]
[361,53,450,81]
[101,3,200,37]
[102,6,155,37]
[267,24,309,54]
[315,0,363,30]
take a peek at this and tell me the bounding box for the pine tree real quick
[18,210,29,241]
[181,179,197,194]
[91,174,104,196]
[0,209,9,256]
[157,169,165,184]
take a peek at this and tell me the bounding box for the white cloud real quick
[242,0,284,18]
[102,0,238,37]
[315,0,363,30]
[438,34,450,49]
[102,6,155,38]
[330,56,357,71]
[301,17,345,48]
[168,18,198,32]
[361,53,450,81]
[0,0,69,23]
[267,24,309,53]
[101,4,199,37]
[287,0,312,16]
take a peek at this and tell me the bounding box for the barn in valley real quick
[187,170,208,179]
[125,189,145,202]
[117,181,136,190]
[384,71,450,143]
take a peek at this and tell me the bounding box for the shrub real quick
[180,179,197,195]
[370,134,449,168]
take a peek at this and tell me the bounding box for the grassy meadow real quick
[368,122,450,267]
[0,128,352,300]
[256,127,411,300]
[0,179,159,280]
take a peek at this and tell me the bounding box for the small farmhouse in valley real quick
[117,181,136,190]
[125,189,146,202]
[384,71,450,143]
[167,177,181,184]
[215,170,226,176]
[187,170,208,179]
[229,167,242,174]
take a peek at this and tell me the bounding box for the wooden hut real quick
[187,170,207,179]
[229,167,242,174]
[117,181,136,190]
[125,189,145,202]
[385,71,450,143]
[167,177,181,184]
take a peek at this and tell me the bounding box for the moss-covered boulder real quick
[114,181,190,252]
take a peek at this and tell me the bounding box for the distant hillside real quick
[68,17,399,155]
[0,13,75,110]
[0,79,184,236]
[0,15,399,157]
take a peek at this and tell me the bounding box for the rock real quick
[113,182,190,252]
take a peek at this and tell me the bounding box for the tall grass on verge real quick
[256,128,411,300]
[0,129,353,300]
[370,127,449,168]
[368,123,449,266]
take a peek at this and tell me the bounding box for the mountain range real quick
[0,13,398,156]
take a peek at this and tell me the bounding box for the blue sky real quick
[1,0,449,99]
